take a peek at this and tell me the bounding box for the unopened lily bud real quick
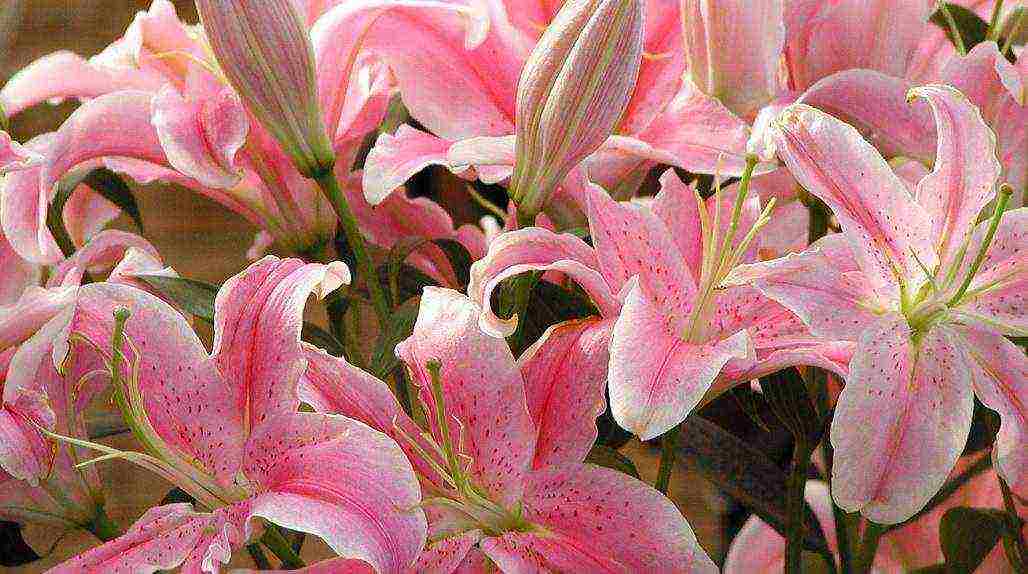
[510,0,644,225]
[196,0,335,179]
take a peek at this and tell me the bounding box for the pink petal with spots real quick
[609,279,753,440]
[735,233,886,341]
[618,1,685,135]
[681,0,784,119]
[650,169,703,278]
[152,85,248,190]
[518,318,612,469]
[958,327,1028,498]
[467,227,618,337]
[232,559,375,574]
[49,503,249,574]
[299,344,443,488]
[414,530,484,573]
[0,350,52,483]
[955,208,1028,335]
[62,282,248,481]
[396,288,536,505]
[586,188,696,332]
[771,104,937,293]
[830,318,974,524]
[363,126,455,205]
[485,463,717,572]
[245,413,427,574]
[212,257,348,432]
[797,69,935,161]
[724,481,838,574]
[911,85,1002,269]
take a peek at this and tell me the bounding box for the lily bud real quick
[510,0,644,225]
[196,0,335,179]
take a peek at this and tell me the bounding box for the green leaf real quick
[675,416,831,555]
[83,169,144,232]
[369,298,420,379]
[939,507,1007,573]
[432,238,473,289]
[760,367,824,444]
[494,274,598,356]
[135,275,218,321]
[584,445,640,478]
[136,274,345,355]
[301,322,345,357]
[378,263,438,305]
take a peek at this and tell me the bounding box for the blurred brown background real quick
[1,1,726,570]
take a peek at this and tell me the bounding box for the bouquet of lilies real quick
[0,0,1025,572]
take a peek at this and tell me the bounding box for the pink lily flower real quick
[468,170,852,440]
[0,0,483,272]
[0,230,169,538]
[724,461,1027,573]
[744,85,1027,523]
[341,0,758,212]
[298,287,718,572]
[11,256,427,573]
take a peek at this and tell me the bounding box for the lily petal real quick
[396,288,536,505]
[586,188,696,332]
[362,126,454,205]
[798,69,934,161]
[212,257,349,432]
[958,326,1028,497]
[244,412,428,574]
[830,317,974,524]
[955,208,1028,336]
[517,318,612,469]
[770,103,936,293]
[482,464,717,572]
[609,279,753,440]
[467,227,618,338]
[911,85,1001,270]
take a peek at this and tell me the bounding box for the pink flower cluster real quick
[0,0,1024,572]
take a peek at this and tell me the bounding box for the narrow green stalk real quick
[785,440,814,574]
[85,506,121,542]
[314,171,390,324]
[654,424,681,495]
[261,525,306,569]
[939,2,968,54]
[948,185,1013,306]
[986,0,1007,42]
[854,522,885,574]
[1001,9,1024,54]
[998,476,1027,571]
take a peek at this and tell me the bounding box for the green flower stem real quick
[854,521,885,574]
[86,506,121,542]
[314,171,390,325]
[939,2,967,55]
[784,439,815,574]
[261,525,306,569]
[998,476,1027,571]
[987,0,1006,42]
[654,424,681,496]
[246,543,272,569]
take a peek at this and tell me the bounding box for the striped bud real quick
[196,0,335,179]
[510,0,644,225]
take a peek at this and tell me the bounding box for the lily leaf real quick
[585,445,640,479]
[675,416,832,555]
[939,507,1006,573]
[83,168,144,232]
